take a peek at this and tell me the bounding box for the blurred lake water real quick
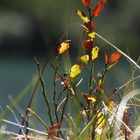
[0,55,140,136]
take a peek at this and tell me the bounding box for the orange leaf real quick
[87,96,96,103]
[92,0,107,17]
[105,53,109,64]
[48,122,61,139]
[109,52,121,63]
[80,93,96,104]
[82,0,90,10]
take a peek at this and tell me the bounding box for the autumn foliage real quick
[5,0,140,140]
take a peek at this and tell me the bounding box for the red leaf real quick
[105,53,109,64]
[83,39,92,49]
[48,122,61,139]
[82,0,90,10]
[109,52,121,63]
[92,0,107,17]
[85,21,95,31]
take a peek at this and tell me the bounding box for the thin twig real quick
[60,91,69,123]
[57,97,67,112]
[27,108,48,130]
[1,119,64,140]
[2,119,48,136]
[102,102,133,135]
[89,61,94,95]
[51,64,70,123]
[110,75,140,99]
[95,32,140,70]
[19,57,50,134]
[6,105,25,135]
[52,63,60,122]
[34,57,53,125]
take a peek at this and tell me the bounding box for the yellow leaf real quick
[98,78,102,88]
[80,55,89,64]
[69,64,81,78]
[105,100,115,111]
[95,112,105,132]
[76,9,90,23]
[87,96,96,104]
[58,41,70,54]
[91,46,100,60]
[88,32,95,40]
[81,93,96,104]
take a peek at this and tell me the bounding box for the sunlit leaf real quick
[95,100,115,134]
[87,96,96,104]
[48,122,61,139]
[105,53,109,64]
[76,9,90,23]
[82,0,90,10]
[70,64,81,78]
[105,99,115,111]
[80,93,96,104]
[88,32,95,40]
[58,40,70,54]
[98,76,103,88]
[80,55,89,64]
[109,52,121,63]
[91,46,100,60]
[95,112,105,132]
[92,0,107,17]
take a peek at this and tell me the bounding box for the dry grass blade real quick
[1,119,64,140]
[95,32,140,70]
[131,125,140,140]
[113,89,140,139]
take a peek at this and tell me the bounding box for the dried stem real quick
[34,57,53,125]
[27,108,48,130]
[95,32,140,70]
[19,57,50,134]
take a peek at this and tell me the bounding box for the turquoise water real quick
[0,57,140,135]
[0,57,137,111]
[0,58,54,132]
[0,58,34,107]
